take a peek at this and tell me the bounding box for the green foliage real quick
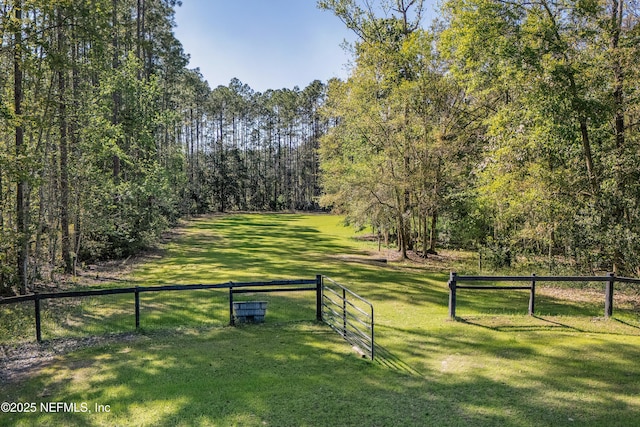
[79,163,176,261]
[479,238,513,269]
[0,0,201,284]
[439,0,640,273]
[192,79,326,213]
[3,0,640,293]
[320,1,479,258]
[70,51,180,262]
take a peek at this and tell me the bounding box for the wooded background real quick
[1,0,325,295]
[2,0,640,295]
[318,0,640,275]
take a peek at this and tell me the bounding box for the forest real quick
[0,0,325,295]
[1,0,639,296]
[319,0,640,275]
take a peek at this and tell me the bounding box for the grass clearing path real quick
[2,213,640,426]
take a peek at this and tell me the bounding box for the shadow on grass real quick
[143,214,366,283]
[373,341,423,376]
[31,288,322,343]
[451,315,640,339]
[4,214,640,425]
[2,324,438,426]
[450,286,625,319]
[4,321,640,427]
[130,213,454,319]
[457,316,586,333]
[612,317,640,330]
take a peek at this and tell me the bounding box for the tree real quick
[0,0,330,295]
[14,0,28,294]
[439,0,640,273]
[0,0,195,293]
[319,0,477,257]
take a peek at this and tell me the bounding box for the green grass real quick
[2,213,640,426]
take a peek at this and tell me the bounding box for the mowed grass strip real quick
[2,213,640,426]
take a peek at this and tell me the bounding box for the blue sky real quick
[172,0,358,92]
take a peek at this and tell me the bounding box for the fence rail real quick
[1,276,376,361]
[448,272,640,319]
[321,276,374,360]
[0,278,323,342]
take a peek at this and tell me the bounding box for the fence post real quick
[529,273,536,316]
[229,286,235,326]
[34,293,42,343]
[135,287,140,329]
[316,275,323,322]
[448,272,457,319]
[605,272,614,319]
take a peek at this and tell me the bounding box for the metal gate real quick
[320,276,374,360]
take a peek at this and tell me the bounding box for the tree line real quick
[318,0,640,275]
[181,77,325,215]
[0,0,325,295]
[2,0,640,296]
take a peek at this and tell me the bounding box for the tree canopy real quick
[319,0,640,273]
[2,0,640,295]
[0,0,326,295]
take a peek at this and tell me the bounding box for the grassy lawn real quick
[2,213,640,426]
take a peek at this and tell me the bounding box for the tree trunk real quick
[15,0,28,294]
[610,0,625,274]
[112,0,121,181]
[58,7,72,274]
[422,213,428,258]
[428,211,438,255]
[396,191,408,259]
[71,19,81,276]
[0,154,5,294]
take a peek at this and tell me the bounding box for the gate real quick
[320,276,374,360]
